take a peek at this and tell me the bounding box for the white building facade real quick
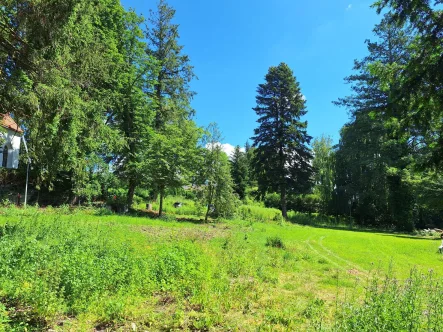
[0,114,23,169]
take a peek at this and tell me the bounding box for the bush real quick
[266,236,285,249]
[264,192,280,209]
[288,194,321,214]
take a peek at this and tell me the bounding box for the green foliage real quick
[230,145,249,200]
[199,123,238,220]
[147,0,195,130]
[335,269,443,331]
[0,217,152,327]
[289,194,321,214]
[263,192,280,209]
[265,236,285,249]
[237,204,283,223]
[252,63,313,218]
[1,0,128,195]
[334,14,417,230]
[151,243,208,293]
[312,135,335,214]
[0,208,442,330]
[143,120,202,216]
[373,0,443,169]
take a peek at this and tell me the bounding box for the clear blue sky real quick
[121,0,381,148]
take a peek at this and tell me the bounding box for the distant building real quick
[0,114,23,169]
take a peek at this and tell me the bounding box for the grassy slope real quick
[0,209,442,331]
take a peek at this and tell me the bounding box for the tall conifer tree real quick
[146,0,195,130]
[252,63,313,218]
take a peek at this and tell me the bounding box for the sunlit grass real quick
[0,207,442,330]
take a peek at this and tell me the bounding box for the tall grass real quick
[330,269,443,331]
[0,215,216,329]
[0,212,298,330]
[237,205,283,223]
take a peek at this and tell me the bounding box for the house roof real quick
[0,114,23,134]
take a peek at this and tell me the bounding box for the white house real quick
[0,114,23,169]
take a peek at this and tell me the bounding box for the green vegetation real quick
[1,0,443,329]
[0,207,443,330]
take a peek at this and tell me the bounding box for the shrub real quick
[266,236,285,249]
[264,192,281,209]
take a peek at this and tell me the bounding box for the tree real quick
[244,141,257,189]
[111,10,158,207]
[312,135,335,214]
[0,0,128,201]
[200,124,237,221]
[372,0,443,169]
[230,145,248,200]
[143,120,201,217]
[251,63,313,219]
[146,0,195,130]
[334,14,415,229]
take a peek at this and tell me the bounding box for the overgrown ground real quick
[1,206,443,331]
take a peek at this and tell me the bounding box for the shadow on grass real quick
[119,208,214,225]
[288,220,442,242]
[379,234,441,241]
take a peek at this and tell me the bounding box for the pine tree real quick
[252,63,313,219]
[230,145,248,200]
[146,0,195,130]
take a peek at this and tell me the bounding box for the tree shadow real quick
[379,234,441,241]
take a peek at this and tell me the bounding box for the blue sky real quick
[122,0,381,151]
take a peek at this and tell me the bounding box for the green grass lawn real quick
[0,208,442,331]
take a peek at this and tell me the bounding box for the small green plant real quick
[265,236,285,249]
[0,303,9,332]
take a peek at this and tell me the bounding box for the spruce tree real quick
[252,63,313,218]
[146,0,195,130]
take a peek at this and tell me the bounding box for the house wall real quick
[0,129,21,169]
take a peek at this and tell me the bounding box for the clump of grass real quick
[266,236,285,249]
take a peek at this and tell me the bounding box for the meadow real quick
[1,205,443,331]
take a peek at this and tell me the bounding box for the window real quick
[2,145,8,168]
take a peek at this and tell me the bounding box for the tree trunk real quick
[205,185,214,222]
[127,179,136,208]
[281,186,288,219]
[159,187,164,217]
[205,205,210,222]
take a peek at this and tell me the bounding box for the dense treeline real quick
[318,2,443,230]
[0,0,227,218]
[246,2,443,231]
[1,0,442,230]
